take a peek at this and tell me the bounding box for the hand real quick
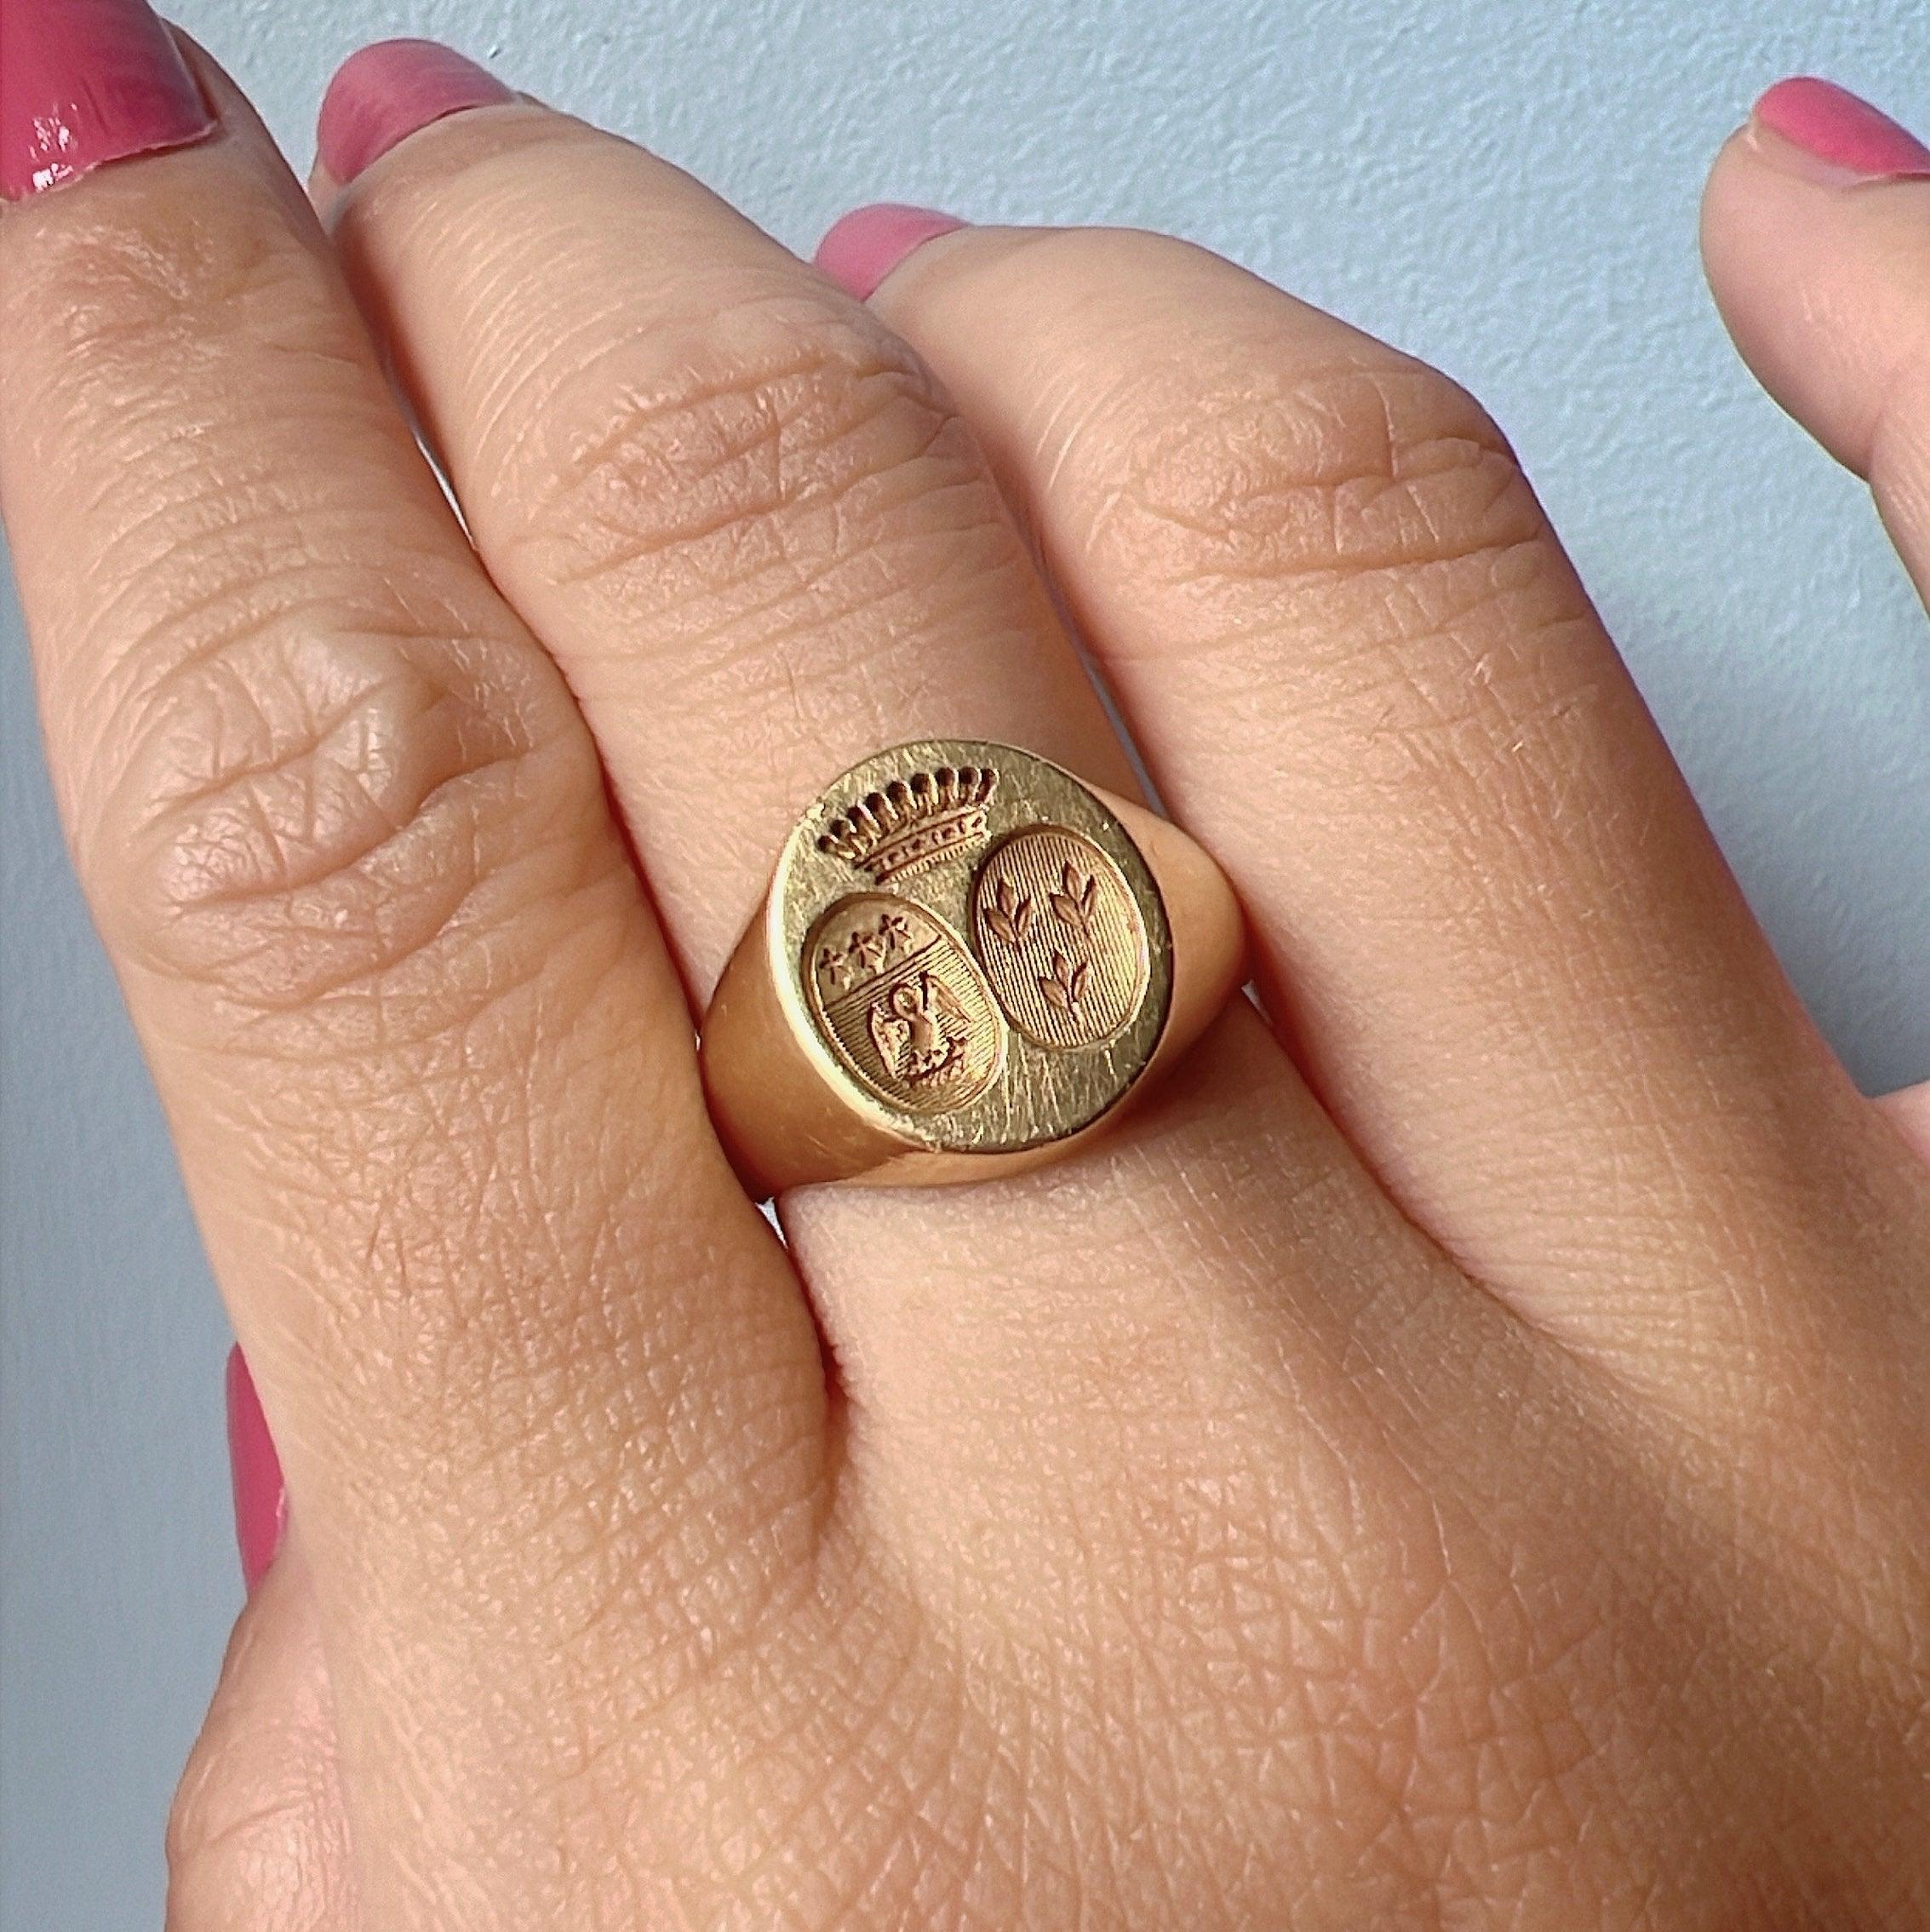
[3,14,1926,1926]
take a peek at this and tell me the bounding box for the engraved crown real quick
[816,765,998,882]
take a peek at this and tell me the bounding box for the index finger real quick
[0,4,826,1869]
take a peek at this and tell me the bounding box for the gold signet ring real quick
[701,740,1246,1195]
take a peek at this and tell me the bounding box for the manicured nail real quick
[226,1346,286,1595]
[0,0,216,202]
[816,203,967,301]
[1751,77,1930,183]
[316,38,513,186]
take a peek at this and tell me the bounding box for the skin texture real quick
[1,36,1927,1932]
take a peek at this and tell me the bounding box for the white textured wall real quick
[3,0,1925,1921]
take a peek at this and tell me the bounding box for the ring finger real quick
[312,45,1452,1531]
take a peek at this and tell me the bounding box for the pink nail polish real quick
[226,1346,286,1595]
[816,203,967,300]
[1752,77,1930,182]
[0,0,216,201]
[316,38,514,186]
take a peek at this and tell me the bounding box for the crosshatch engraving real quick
[816,765,998,883]
[970,828,1150,1050]
[804,895,1003,1112]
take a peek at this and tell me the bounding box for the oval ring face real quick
[772,742,1174,1155]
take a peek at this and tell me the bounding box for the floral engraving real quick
[982,877,1036,947]
[1038,949,1090,1015]
[1048,863,1098,937]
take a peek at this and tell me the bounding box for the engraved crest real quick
[816,765,998,883]
[804,895,1003,1113]
[970,828,1150,1050]
[866,972,971,1087]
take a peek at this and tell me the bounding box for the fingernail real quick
[226,1346,286,1595]
[0,0,216,202]
[815,203,967,300]
[1750,77,1930,183]
[316,38,513,186]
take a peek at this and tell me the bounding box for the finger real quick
[842,215,1925,1373]
[1702,77,1930,594]
[309,51,1457,1493]
[0,0,822,1844]
[166,1544,357,1932]
[311,48,1137,986]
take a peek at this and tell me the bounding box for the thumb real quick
[1701,77,1930,594]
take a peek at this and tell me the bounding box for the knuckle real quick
[80,590,594,1014]
[1057,291,1605,776]
[1091,329,1543,594]
[500,288,984,618]
[4,152,622,1022]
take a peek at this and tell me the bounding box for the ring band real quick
[701,739,1246,1195]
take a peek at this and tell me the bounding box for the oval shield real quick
[803,894,1004,1114]
[970,828,1151,1051]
